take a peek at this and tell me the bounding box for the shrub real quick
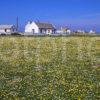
[11,32,21,35]
[0,33,6,36]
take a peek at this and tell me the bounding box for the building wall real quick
[25,22,39,34]
[0,29,6,33]
[56,29,71,34]
[0,29,15,34]
[46,29,53,34]
[39,29,55,34]
[7,29,12,33]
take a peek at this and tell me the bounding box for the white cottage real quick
[57,27,71,34]
[89,30,96,34]
[25,21,56,35]
[0,25,17,35]
[76,30,85,34]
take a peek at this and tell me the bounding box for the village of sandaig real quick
[0,20,98,35]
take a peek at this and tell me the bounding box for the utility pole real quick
[16,16,19,32]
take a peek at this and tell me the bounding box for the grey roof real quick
[0,25,15,29]
[35,22,55,29]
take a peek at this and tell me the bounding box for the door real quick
[5,29,7,32]
[32,29,35,33]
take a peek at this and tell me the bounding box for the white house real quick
[0,25,17,35]
[89,30,96,34]
[25,21,56,35]
[56,27,71,34]
[76,30,85,34]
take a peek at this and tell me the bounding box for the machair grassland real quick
[0,36,100,100]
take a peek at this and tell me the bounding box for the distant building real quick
[0,25,17,35]
[89,30,96,34]
[76,30,85,34]
[57,27,71,34]
[25,21,56,35]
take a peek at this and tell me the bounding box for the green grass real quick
[0,36,100,100]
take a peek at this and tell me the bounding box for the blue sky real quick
[0,0,100,32]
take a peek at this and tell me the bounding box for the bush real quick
[0,33,6,36]
[11,33,21,35]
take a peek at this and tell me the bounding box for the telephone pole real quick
[16,17,19,32]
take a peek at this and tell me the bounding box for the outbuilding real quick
[0,25,17,35]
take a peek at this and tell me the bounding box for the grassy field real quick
[0,36,100,100]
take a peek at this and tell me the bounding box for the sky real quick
[0,0,100,32]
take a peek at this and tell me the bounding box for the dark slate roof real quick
[0,25,15,29]
[35,22,55,29]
